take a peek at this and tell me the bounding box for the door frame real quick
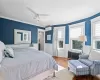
[38,29,45,51]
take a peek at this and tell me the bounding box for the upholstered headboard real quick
[6,44,30,48]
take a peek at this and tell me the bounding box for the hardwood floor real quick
[53,56,68,68]
[53,56,100,80]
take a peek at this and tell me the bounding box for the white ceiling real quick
[0,0,100,27]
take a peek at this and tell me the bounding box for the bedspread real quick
[0,48,58,80]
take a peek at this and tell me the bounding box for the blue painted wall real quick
[65,25,69,44]
[0,18,45,44]
[45,27,53,43]
[45,12,100,45]
[85,20,91,45]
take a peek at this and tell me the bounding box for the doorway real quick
[53,27,65,57]
[38,29,45,51]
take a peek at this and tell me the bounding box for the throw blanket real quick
[0,48,58,80]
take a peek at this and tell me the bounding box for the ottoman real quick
[68,60,89,76]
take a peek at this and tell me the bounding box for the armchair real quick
[79,51,100,76]
[79,54,89,59]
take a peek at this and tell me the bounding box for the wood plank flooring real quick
[53,56,67,68]
[53,56,100,80]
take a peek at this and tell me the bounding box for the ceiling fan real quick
[27,7,49,21]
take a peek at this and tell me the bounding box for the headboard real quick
[6,44,30,48]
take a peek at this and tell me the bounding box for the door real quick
[38,31,44,51]
[53,27,65,57]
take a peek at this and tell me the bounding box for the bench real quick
[68,60,89,76]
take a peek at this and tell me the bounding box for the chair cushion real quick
[69,60,89,72]
[89,50,100,61]
[79,59,93,67]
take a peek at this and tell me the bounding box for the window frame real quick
[91,16,100,50]
[55,27,65,50]
[69,22,85,51]
[71,39,83,51]
[57,31,65,50]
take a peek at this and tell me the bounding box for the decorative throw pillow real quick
[0,50,3,64]
[4,47,14,58]
[0,41,6,52]
[0,41,6,58]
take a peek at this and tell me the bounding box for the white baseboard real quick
[44,43,53,56]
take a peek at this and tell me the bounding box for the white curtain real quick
[52,28,58,56]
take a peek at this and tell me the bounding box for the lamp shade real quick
[79,35,87,42]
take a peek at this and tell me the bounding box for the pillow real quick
[0,50,3,64]
[0,41,6,52]
[4,47,14,58]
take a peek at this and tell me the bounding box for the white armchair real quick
[79,50,100,76]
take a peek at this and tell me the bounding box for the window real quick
[58,31,62,38]
[58,40,63,48]
[70,27,82,38]
[57,29,64,49]
[93,21,100,50]
[72,40,83,50]
[69,23,84,50]
[95,41,100,49]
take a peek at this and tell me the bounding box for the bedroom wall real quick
[45,12,100,57]
[0,17,45,49]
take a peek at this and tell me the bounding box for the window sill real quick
[58,48,64,50]
[93,49,100,53]
[70,49,82,53]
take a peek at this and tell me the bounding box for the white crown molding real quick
[91,16,100,23]
[0,15,44,28]
[69,22,85,27]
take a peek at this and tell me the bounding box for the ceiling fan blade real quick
[36,19,44,25]
[39,14,49,16]
[27,7,37,15]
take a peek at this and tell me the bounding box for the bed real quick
[0,47,58,80]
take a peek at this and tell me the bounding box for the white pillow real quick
[0,41,6,52]
[5,47,14,58]
[0,50,3,64]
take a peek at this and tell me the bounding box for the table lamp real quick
[79,35,87,53]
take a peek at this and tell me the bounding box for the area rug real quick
[44,65,74,80]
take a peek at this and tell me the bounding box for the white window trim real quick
[57,27,65,50]
[91,16,100,51]
[69,22,85,51]
[53,26,65,50]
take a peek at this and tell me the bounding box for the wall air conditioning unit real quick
[45,26,52,31]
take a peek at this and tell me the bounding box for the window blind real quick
[70,27,82,38]
[58,31,62,38]
[95,23,100,36]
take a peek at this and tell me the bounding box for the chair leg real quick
[53,72,56,77]
[89,75,94,80]
[68,67,70,70]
